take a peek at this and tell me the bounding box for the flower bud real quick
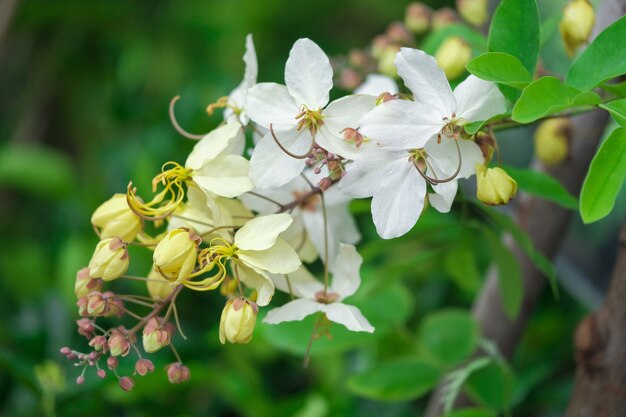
[475,132,496,162]
[142,317,174,353]
[97,369,106,379]
[432,7,460,31]
[219,298,258,345]
[74,267,103,298]
[77,297,89,317]
[560,0,595,57]
[107,356,119,370]
[134,359,155,376]
[77,318,95,338]
[375,92,396,105]
[108,332,131,357]
[86,291,107,316]
[534,118,571,166]
[91,194,142,242]
[119,376,135,391]
[377,45,400,78]
[457,0,488,27]
[342,128,364,148]
[339,68,362,90]
[146,269,174,301]
[165,362,190,384]
[476,164,518,205]
[76,375,85,385]
[435,36,471,80]
[88,237,129,281]
[153,228,200,283]
[385,22,413,45]
[405,2,432,34]
[89,335,108,353]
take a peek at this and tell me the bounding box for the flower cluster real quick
[63,32,515,390]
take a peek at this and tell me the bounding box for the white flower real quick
[246,38,375,189]
[224,34,258,125]
[185,119,254,198]
[240,170,360,266]
[354,73,399,96]
[264,244,374,333]
[340,48,505,239]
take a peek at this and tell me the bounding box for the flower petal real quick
[235,213,293,250]
[359,99,443,149]
[271,265,323,299]
[243,34,258,89]
[354,74,399,96]
[329,244,363,299]
[371,159,426,239]
[321,303,374,332]
[454,75,507,122]
[263,298,323,324]
[193,155,253,198]
[429,180,458,213]
[395,48,456,117]
[185,121,244,170]
[285,38,332,109]
[249,127,311,189]
[246,83,299,128]
[239,238,301,274]
[425,137,483,180]
[339,149,407,198]
[236,264,275,306]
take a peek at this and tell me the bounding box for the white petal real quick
[425,137,483,180]
[454,75,507,122]
[246,83,299,128]
[321,303,374,333]
[235,213,293,251]
[395,48,455,116]
[239,238,301,274]
[263,298,323,324]
[249,127,311,189]
[243,34,258,89]
[271,265,323,299]
[371,159,426,239]
[192,154,253,198]
[236,264,275,306]
[339,149,406,198]
[329,244,363,299]
[185,121,244,170]
[285,38,332,109]
[359,99,443,149]
[354,74,399,96]
[429,180,458,213]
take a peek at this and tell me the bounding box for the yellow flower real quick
[534,118,571,166]
[476,164,517,205]
[153,228,200,283]
[219,297,258,344]
[91,194,142,242]
[146,269,173,301]
[88,237,129,281]
[560,0,595,57]
[435,36,472,80]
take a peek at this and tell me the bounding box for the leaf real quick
[444,246,481,292]
[540,15,561,47]
[347,357,440,401]
[0,144,74,198]
[484,230,523,319]
[441,358,493,414]
[464,361,514,411]
[466,52,533,89]
[504,165,578,210]
[422,24,488,56]
[600,80,626,98]
[463,113,509,135]
[512,76,601,123]
[566,15,626,91]
[419,309,479,366]
[488,0,540,74]
[442,409,495,417]
[580,127,626,223]
[600,98,626,127]
[472,203,558,298]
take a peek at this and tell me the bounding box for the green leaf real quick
[488,0,540,74]
[484,230,523,319]
[512,76,601,123]
[466,52,533,89]
[472,203,558,297]
[463,114,509,135]
[444,246,481,292]
[580,127,626,223]
[464,361,514,411]
[347,357,440,401]
[600,98,626,127]
[442,409,495,417]
[504,165,578,210]
[566,15,626,91]
[422,24,488,56]
[600,80,626,98]
[540,15,561,47]
[419,309,479,366]
[0,144,74,198]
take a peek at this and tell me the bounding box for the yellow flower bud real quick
[153,228,200,283]
[146,269,174,301]
[476,164,518,205]
[534,118,571,166]
[435,36,472,80]
[405,2,432,34]
[142,317,174,353]
[432,7,459,31]
[74,267,102,298]
[377,45,400,79]
[457,0,488,27]
[560,0,595,57]
[91,194,142,242]
[88,237,129,281]
[219,298,258,344]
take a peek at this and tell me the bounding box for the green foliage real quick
[512,76,601,123]
[566,15,626,91]
[422,24,488,56]
[465,361,514,411]
[484,230,523,319]
[580,127,626,223]
[347,357,440,401]
[418,309,480,366]
[466,52,533,89]
[504,165,578,210]
[600,98,626,127]
[441,408,495,417]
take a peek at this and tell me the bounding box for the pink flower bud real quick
[108,333,131,357]
[134,359,155,376]
[119,376,135,391]
[107,356,119,370]
[97,369,106,379]
[165,362,190,384]
[318,177,332,191]
[87,292,107,316]
[60,347,72,356]
[77,318,95,338]
[76,375,85,385]
[142,317,174,353]
[89,335,108,353]
[77,297,89,317]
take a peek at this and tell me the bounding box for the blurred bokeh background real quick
[0,0,623,416]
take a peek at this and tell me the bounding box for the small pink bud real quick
[77,297,89,316]
[76,318,95,338]
[108,333,131,357]
[107,356,119,370]
[318,177,332,191]
[135,359,155,376]
[165,362,190,384]
[119,376,135,392]
[97,369,106,378]
[76,375,85,385]
[60,347,72,356]
[314,167,321,175]
[89,335,108,353]
[86,292,107,316]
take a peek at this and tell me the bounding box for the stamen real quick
[270,123,315,159]
[412,138,463,185]
[169,96,210,140]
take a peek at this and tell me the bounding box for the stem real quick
[127,285,183,335]
[245,191,285,208]
[320,192,329,293]
[489,106,598,132]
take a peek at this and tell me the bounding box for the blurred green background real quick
[0,0,622,416]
